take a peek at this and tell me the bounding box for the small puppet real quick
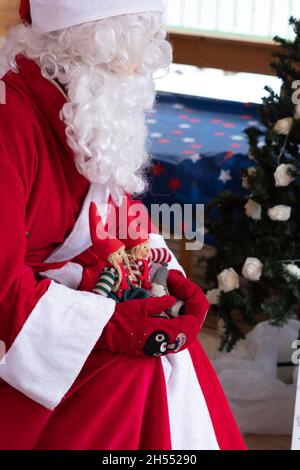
[124,229,172,293]
[121,218,184,317]
[89,202,148,303]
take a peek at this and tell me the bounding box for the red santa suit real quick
[0,56,246,450]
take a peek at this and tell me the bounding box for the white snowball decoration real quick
[245,199,262,220]
[242,258,263,282]
[206,289,221,305]
[217,268,240,293]
[273,117,293,135]
[284,264,300,280]
[274,164,296,187]
[268,205,291,222]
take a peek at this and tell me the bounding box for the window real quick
[166,0,300,41]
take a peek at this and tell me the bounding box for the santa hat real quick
[89,202,124,262]
[19,0,164,33]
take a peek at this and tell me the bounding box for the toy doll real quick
[124,227,184,317]
[125,232,172,292]
[89,202,149,303]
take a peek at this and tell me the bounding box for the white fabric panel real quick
[0,282,115,410]
[161,350,220,450]
[30,0,164,32]
[40,262,83,290]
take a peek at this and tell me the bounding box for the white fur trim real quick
[149,233,185,275]
[40,262,83,289]
[292,367,300,450]
[30,0,165,33]
[161,350,220,450]
[0,282,115,410]
[45,183,109,263]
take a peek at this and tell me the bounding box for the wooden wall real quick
[0,0,20,37]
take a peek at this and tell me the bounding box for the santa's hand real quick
[95,295,204,357]
[167,269,210,329]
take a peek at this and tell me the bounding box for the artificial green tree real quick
[204,18,300,351]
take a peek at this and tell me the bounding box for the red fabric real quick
[96,295,185,356]
[0,350,172,450]
[0,56,89,350]
[76,248,106,292]
[19,0,31,23]
[167,269,210,329]
[139,258,151,290]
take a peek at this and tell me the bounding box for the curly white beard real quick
[0,12,172,202]
[61,64,156,202]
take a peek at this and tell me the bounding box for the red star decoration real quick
[191,144,203,149]
[172,130,183,135]
[168,178,181,192]
[231,143,241,148]
[152,163,164,177]
[214,131,225,137]
[224,151,234,161]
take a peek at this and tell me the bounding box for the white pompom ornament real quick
[284,264,300,280]
[244,199,262,221]
[273,117,293,135]
[274,164,296,187]
[268,205,291,222]
[242,258,263,281]
[206,289,221,305]
[217,268,240,293]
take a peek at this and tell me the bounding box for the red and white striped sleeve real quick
[150,247,172,264]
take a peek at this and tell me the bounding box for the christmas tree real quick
[204,17,300,351]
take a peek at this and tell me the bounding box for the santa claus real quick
[0,0,246,450]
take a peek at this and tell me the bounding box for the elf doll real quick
[123,224,172,292]
[119,217,184,317]
[89,201,149,303]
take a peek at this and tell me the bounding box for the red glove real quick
[95,291,205,357]
[167,270,210,330]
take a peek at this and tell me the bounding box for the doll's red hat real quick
[89,202,124,261]
[120,208,150,250]
[19,0,31,23]
[124,227,149,250]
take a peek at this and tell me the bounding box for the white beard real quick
[60,64,156,202]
